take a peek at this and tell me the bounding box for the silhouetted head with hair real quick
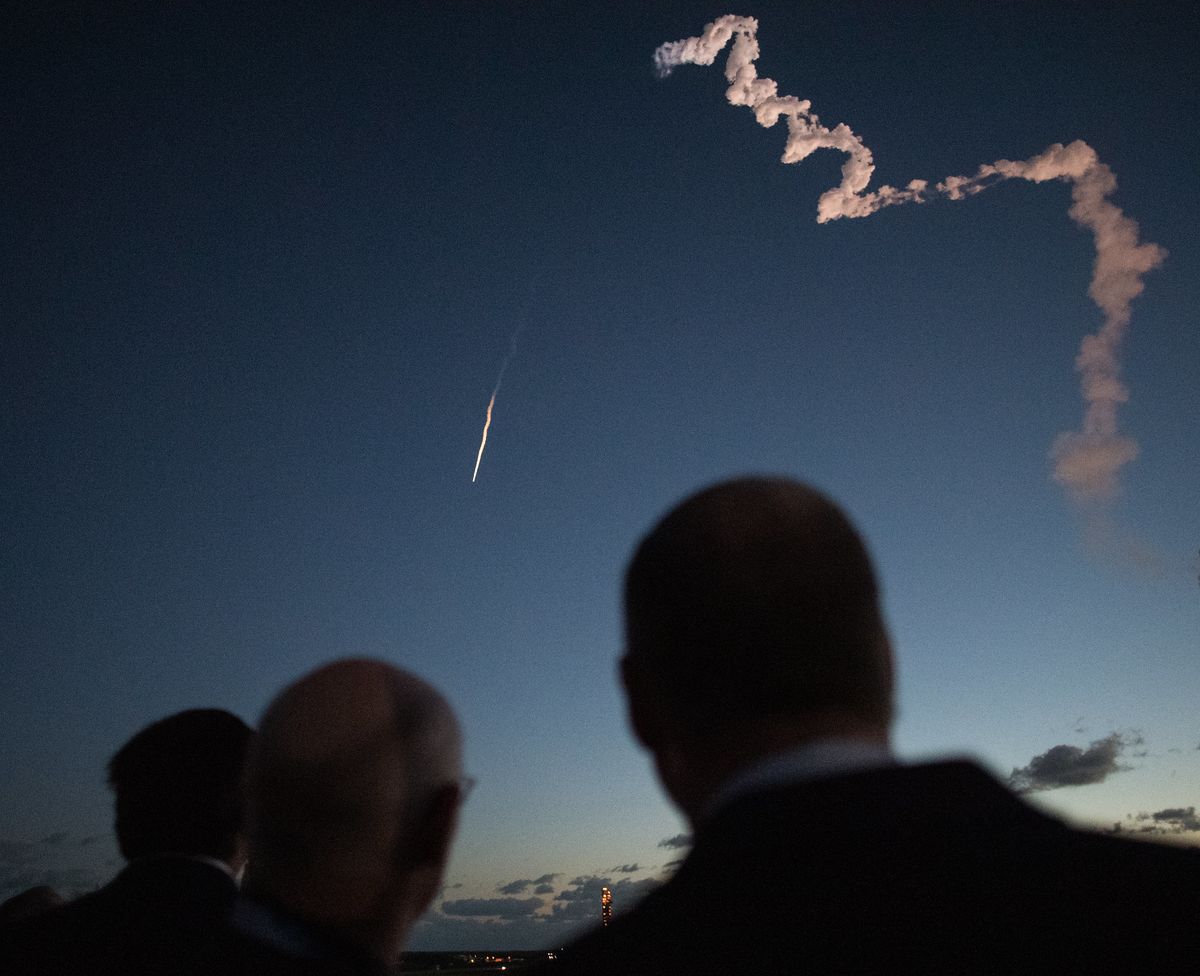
[621,477,894,822]
[107,708,253,866]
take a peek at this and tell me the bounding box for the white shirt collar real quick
[701,737,896,824]
[131,852,238,880]
[187,854,238,879]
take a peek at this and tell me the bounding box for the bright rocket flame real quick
[470,286,534,484]
[471,392,496,483]
[470,320,524,483]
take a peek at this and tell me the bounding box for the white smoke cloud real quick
[655,15,1166,504]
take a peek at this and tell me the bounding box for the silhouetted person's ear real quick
[621,655,666,750]
[402,781,462,871]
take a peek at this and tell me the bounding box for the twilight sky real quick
[3,0,1197,950]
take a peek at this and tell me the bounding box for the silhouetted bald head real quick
[624,477,893,739]
[0,885,64,924]
[244,659,462,951]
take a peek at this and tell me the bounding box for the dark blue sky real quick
[4,1,1197,948]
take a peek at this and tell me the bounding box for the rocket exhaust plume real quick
[471,392,496,483]
[471,324,523,483]
[655,15,1166,505]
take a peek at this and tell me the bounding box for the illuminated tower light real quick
[601,886,612,928]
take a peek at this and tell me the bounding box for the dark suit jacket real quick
[186,894,392,976]
[0,856,237,975]
[548,762,1200,976]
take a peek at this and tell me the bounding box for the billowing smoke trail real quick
[939,144,1165,501]
[471,324,522,484]
[655,15,1165,503]
[653,15,926,224]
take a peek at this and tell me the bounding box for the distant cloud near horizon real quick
[1120,806,1200,835]
[562,875,599,892]
[610,863,640,873]
[415,874,664,955]
[552,875,661,923]
[1142,806,1200,830]
[441,897,543,919]
[658,833,692,849]
[1,832,111,902]
[496,873,559,895]
[422,872,662,950]
[1009,732,1132,793]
